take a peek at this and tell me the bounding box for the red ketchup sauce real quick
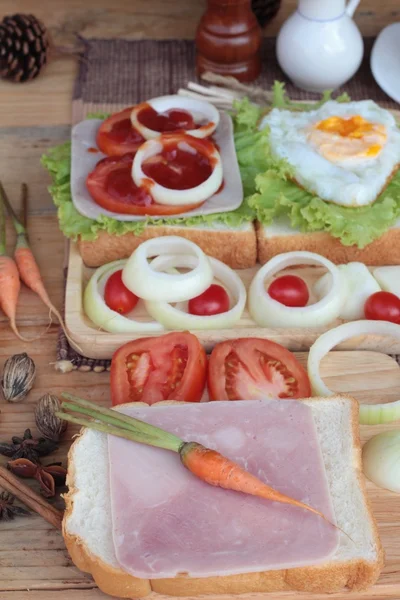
[142,137,214,190]
[107,117,144,146]
[137,104,198,133]
[102,155,153,206]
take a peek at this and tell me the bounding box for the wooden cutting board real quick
[65,242,400,359]
[0,350,399,600]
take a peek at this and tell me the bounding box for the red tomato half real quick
[111,332,207,406]
[364,291,400,324]
[104,270,139,314]
[208,338,311,401]
[268,275,309,308]
[188,284,230,316]
[86,155,203,216]
[96,107,145,157]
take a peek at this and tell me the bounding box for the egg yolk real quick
[309,115,387,162]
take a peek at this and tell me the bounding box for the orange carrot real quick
[0,190,31,341]
[0,183,80,351]
[180,441,329,522]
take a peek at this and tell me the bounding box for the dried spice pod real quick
[0,490,30,521]
[35,394,68,442]
[0,429,58,463]
[1,353,36,402]
[7,458,67,498]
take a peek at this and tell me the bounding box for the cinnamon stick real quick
[0,465,63,530]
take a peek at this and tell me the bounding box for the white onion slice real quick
[122,236,213,303]
[314,262,381,321]
[248,251,347,328]
[363,431,400,492]
[145,254,246,330]
[373,266,400,297]
[83,260,164,334]
[131,95,220,140]
[307,320,400,424]
[132,135,223,206]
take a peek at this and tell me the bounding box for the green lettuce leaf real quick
[240,123,400,248]
[270,81,351,112]
[41,141,255,241]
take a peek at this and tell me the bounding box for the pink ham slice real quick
[108,399,338,579]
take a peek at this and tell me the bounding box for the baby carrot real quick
[0,189,30,341]
[0,183,78,350]
[180,441,327,520]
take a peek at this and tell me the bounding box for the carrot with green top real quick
[57,393,341,530]
[0,194,25,340]
[0,182,77,349]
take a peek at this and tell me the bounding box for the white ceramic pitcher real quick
[276,0,363,92]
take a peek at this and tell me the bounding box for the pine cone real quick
[0,14,50,82]
[251,0,281,28]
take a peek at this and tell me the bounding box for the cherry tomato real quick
[364,291,400,324]
[111,332,207,406]
[104,270,139,314]
[208,338,311,401]
[86,154,203,216]
[188,284,230,316]
[268,275,309,307]
[96,107,145,157]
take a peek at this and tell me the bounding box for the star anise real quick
[0,429,58,463]
[7,458,67,498]
[0,491,30,521]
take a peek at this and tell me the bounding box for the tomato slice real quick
[111,332,207,406]
[207,338,311,401]
[96,107,145,157]
[86,154,203,216]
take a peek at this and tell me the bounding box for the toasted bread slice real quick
[78,222,257,270]
[63,397,383,598]
[256,218,400,265]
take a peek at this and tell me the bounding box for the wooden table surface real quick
[0,1,399,599]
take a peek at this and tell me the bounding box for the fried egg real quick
[259,100,400,207]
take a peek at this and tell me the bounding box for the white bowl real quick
[371,23,400,105]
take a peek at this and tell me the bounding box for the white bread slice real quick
[257,218,400,265]
[78,221,257,270]
[63,397,383,598]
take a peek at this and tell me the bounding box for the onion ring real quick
[83,260,164,334]
[130,95,220,140]
[132,134,223,206]
[248,251,347,328]
[307,320,400,424]
[122,236,214,303]
[145,254,246,330]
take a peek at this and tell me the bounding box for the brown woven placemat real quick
[57,36,398,372]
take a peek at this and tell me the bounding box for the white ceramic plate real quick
[71,112,243,222]
[371,23,400,105]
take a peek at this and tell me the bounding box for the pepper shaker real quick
[195,0,262,83]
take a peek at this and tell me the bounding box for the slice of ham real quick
[108,399,338,579]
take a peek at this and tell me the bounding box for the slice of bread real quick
[78,222,257,270]
[256,218,400,265]
[63,397,383,598]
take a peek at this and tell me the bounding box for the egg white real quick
[259,100,400,207]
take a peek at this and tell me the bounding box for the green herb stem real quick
[55,411,178,448]
[60,393,183,452]
[0,182,29,251]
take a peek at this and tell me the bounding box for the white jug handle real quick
[346,0,361,17]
